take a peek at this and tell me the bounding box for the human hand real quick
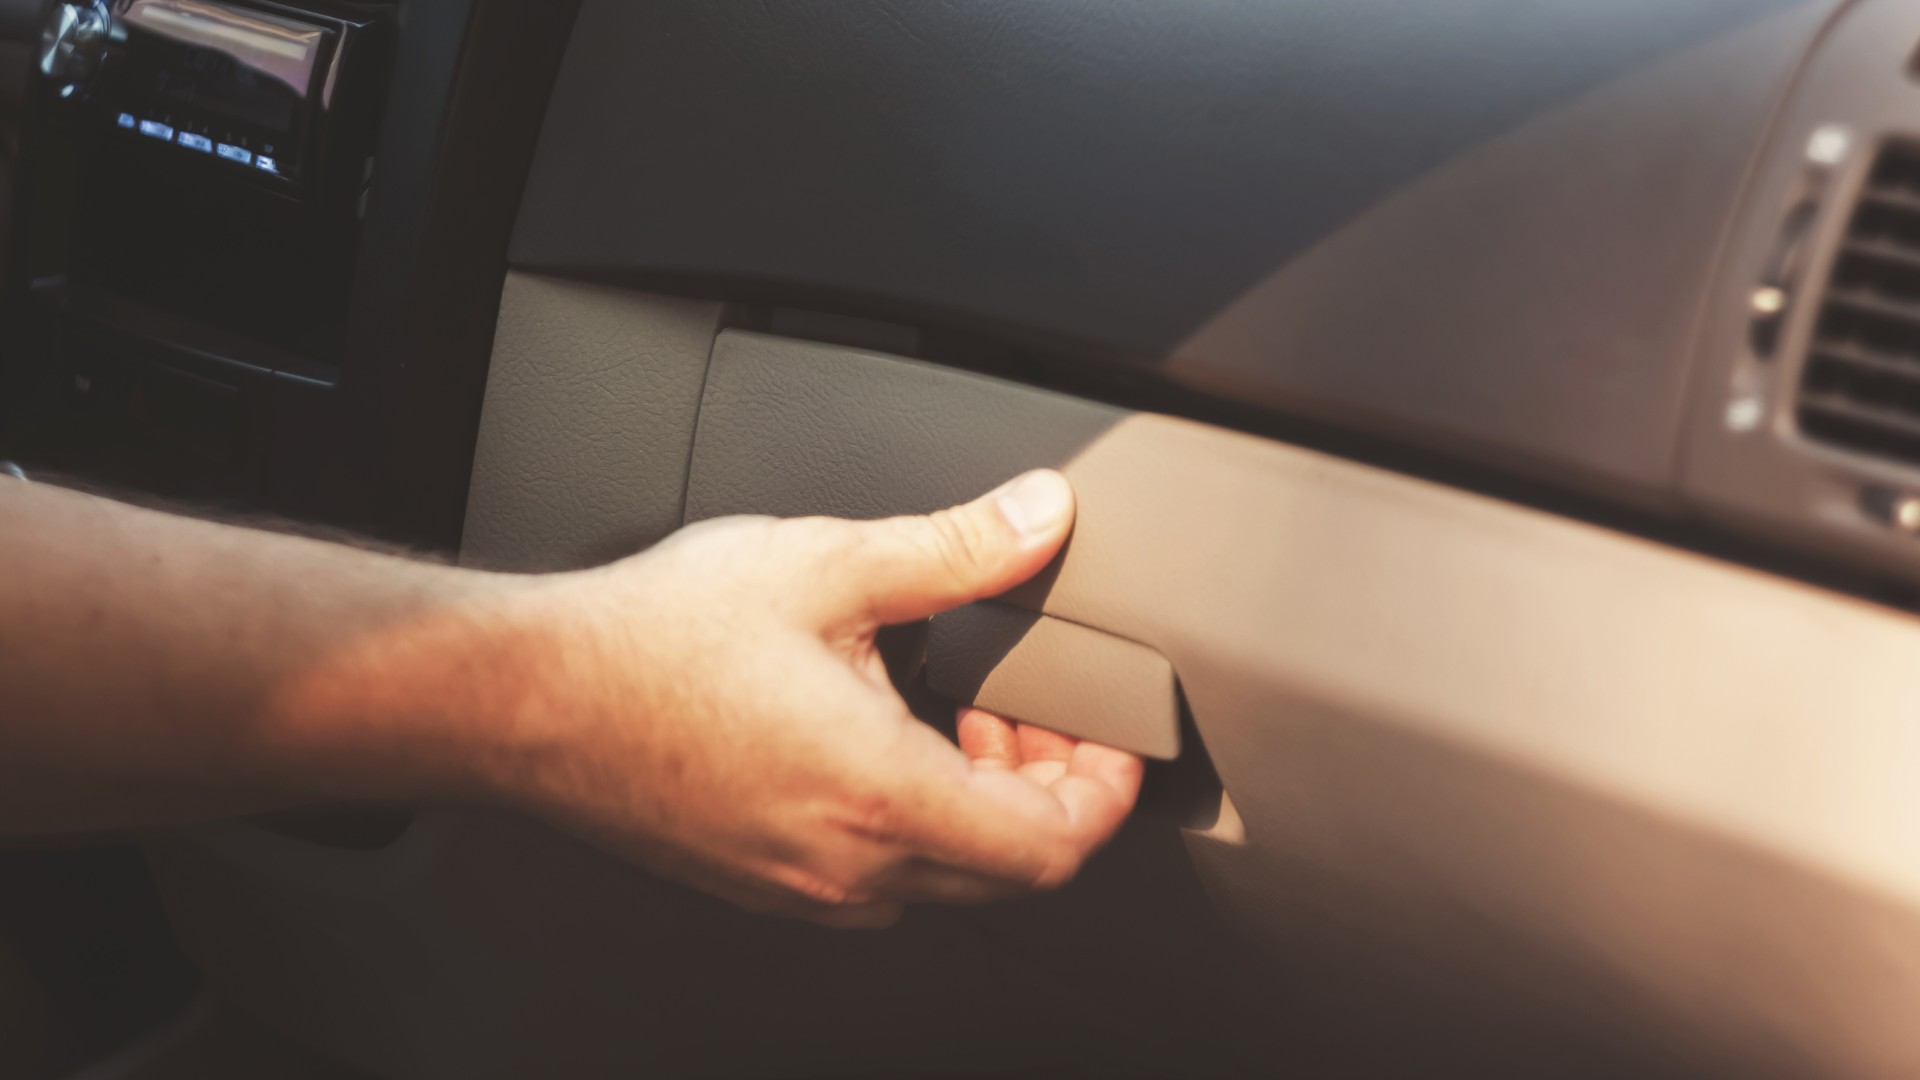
[472,470,1144,928]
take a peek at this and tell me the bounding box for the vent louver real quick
[1797,142,1920,466]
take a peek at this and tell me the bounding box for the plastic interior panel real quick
[146,283,1920,1079]
[925,601,1181,761]
[688,328,1920,1076]
[514,0,1835,501]
[462,271,723,572]
[1684,0,1920,587]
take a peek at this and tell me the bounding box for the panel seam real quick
[673,312,729,529]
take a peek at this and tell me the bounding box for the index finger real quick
[879,712,1143,891]
[958,707,1145,829]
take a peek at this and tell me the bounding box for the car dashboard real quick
[10,2,1920,1077]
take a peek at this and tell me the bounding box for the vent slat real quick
[1832,254,1920,311]
[1822,287,1920,326]
[1797,142,1920,467]
[1813,299,1920,362]
[1810,345,1920,385]
[1859,188,1920,216]
[1843,238,1920,273]
[1798,393,1920,440]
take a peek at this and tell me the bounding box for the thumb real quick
[830,469,1076,627]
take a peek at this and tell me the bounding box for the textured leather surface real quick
[514,0,1833,498]
[686,334,1124,524]
[925,601,1180,761]
[461,272,722,572]
[688,330,1920,1073]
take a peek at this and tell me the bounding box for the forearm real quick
[0,481,517,835]
[0,468,1141,924]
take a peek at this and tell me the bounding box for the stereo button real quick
[136,119,172,141]
[177,132,212,153]
[215,143,251,165]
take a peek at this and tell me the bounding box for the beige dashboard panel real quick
[462,271,723,572]
[925,601,1182,761]
[688,329,1920,1076]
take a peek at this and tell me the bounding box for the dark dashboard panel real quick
[513,0,1835,497]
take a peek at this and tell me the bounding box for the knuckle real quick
[920,510,994,587]
[774,865,860,908]
[836,791,902,846]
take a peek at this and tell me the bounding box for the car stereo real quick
[43,0,385,197]
[25,0,393,369]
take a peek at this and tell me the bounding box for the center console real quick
[50,0,390,367]
[0,0,583,545]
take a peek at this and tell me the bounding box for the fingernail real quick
[995,470,1072,538]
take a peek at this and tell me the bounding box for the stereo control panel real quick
[41,0,384,200]
[103,0,339,186]
[114,110,288,179]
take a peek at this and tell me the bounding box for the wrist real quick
[262,562,554,808]
[371,566,655,815]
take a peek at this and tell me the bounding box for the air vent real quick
[1798,142,1920,466]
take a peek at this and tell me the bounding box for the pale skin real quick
[0,469,1142,927]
